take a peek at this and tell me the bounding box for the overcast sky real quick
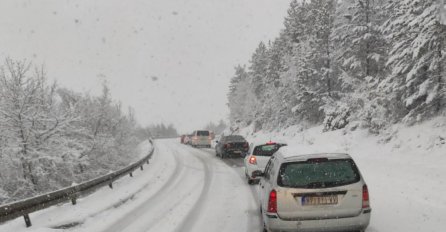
[0,0,290,133]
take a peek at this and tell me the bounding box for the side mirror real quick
[252,170,264,178]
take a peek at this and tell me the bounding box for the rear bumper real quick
[191,141,211,146]
[264,209,371,232]
[224,148,248,154]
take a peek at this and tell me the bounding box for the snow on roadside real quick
[238,117,446,232]
[136,139,154,158]
[0,140,162,232]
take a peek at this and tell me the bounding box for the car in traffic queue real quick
[244,142,286,185]
[190,130,212,148]
[184,134,192,145]
[215,135,249,158]
[254,146,371,232]
[180,134,186,144]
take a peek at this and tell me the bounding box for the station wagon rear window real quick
[225,135,245,141]
[253,144,281,156]
[197,131,210,136]
[278,159,360,189]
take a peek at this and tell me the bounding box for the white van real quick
[190,130,212,148]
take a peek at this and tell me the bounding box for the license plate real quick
[301,195,338,206]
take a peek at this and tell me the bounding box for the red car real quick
[180,135,186,144]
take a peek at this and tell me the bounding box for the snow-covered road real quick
[0,139,262,232]
[98,139,261,232]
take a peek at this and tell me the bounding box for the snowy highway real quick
[99,139,262,232]
[0,139,262,232]
[2,130,445,232]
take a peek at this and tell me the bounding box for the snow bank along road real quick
[0,139,262,232]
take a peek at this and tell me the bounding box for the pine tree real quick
[228,65,257,126]
[382,0,446,122]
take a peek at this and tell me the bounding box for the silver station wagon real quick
[254,146,371,232]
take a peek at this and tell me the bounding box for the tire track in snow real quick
[172,148,213,232]
[202,149,262,232]
[102,142,184,232]
[120,141,210,232]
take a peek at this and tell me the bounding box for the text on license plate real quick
[301,195,338,206]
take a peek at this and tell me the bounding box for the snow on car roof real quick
[275,145,350,161]
[250,141,287,147]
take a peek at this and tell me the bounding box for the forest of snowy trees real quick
[205,120,228,135]
[228,0,446,133]
[136,123,178,139]
[0,59,143,204]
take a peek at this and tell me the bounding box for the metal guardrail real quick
[0,140,155,228]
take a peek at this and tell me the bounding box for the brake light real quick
[248,155,257,165]
[192,136,198,141]
[224,143,231,148]
[267,190,277,213]
[266,141,276,145]
[362,185,370,208]
[243,142,249,147]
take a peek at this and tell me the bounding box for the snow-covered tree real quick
[227,0,445,133]
[0,59,143,204]
[381,0,446,122]
[332,0,389,81]
[228,65,257,126]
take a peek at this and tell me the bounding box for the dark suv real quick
[215,135,249,158]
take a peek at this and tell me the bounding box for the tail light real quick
[192,136,198,141]
[362,185,370,208]
[224,143,231,149]
[248,155,257,165]
[243,142,249,147]
[267,190,277,213]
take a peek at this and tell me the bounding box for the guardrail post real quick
[109,182,113,189]
[140,165,144,171]
[129,172,133,177]
[23,214,32,227]
[71,197,77,205]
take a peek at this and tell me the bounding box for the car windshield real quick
[278,159,360,189]
[253,144,281,156]
[197,131,210,136]
[225,135,245,142]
